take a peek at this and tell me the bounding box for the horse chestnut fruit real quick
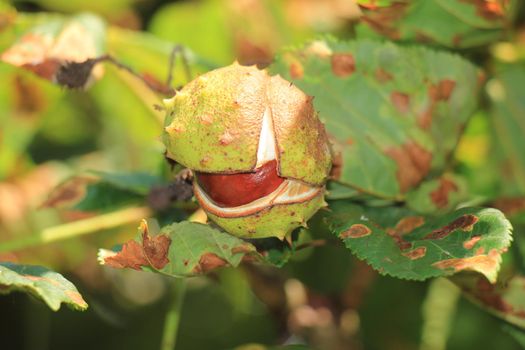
[163,62,332,240]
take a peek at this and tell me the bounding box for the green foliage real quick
[271,38,480,199]
[0,262,87,311]
[489,64,525,196]
[355,0,518,49]
[1,2,525,349]
[99,219,295,277]
[328,202,512,282]
[405,174,468,214]
[453,274,525,330]
[44,171,163,212]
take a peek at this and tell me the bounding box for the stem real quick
[160,279,187,350]
[0,207,151,253]
[420,278,461,350]
[295,239,330,251]
[166,45,192,88]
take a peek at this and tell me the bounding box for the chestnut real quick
[163,62,332,240]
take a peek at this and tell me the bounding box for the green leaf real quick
[106,26,216,88]
[489,64,525,196]
[503,325,525,347]
[99,219,299,276]
[270,38,480,199]
[0,64,63,177]
[89,171,164,195]
[355,0,517,49]
[0,262,88,311]
[327,202,512,282]
[148,0,233,65]
[406,173,468,214]
[99,220,256,277]
[453,274,525,330]
[43,173,157,212]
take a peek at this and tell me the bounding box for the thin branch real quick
[295,239,332,251]
[160,278,187,350]
[166,45,193,88]
[0,207,151,253]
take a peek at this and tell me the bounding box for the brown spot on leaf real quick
[375,68,393,83]
[24,275,62,287]
[340,224,372,239]
[387,216,425,251]
[430,80,456,102]
[290,62,304,79]
[463,235,482,250]
[393,216,426,235]
[424,214,478,240]
[390,92,410,114]
[359,2,408,39]
[460,0,506,20]
[193,253,229,274]
[42,176,95,208]
[430,177,459,208]
[402,246,427,260]
[475,246,485,255]
[331,53,355,78]
[385,142,432,192]
[418,80,457,128]
[104,220,171,270]
[433,249,500,279]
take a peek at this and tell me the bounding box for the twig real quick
[0,206,151,253]
[166,45,192,88]
[420,278,460,350]
[102,55,174,95]
[295,239,331,251]
[160,278,187,350]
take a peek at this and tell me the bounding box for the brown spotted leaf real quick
[0,263,88,311]
[328,202,512,282]
[271,38,480,199]
[453,274,525,330]
[43,171,163,212]
[406,174,468,214]
[99,220,258,277]
[489,65,525,197]
[356,0,515,49]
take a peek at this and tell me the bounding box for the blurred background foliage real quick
[1,0,525,349]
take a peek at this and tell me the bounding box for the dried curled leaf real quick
[1,13,105,86]
[328,203,512,282]
[0,263,88,311]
